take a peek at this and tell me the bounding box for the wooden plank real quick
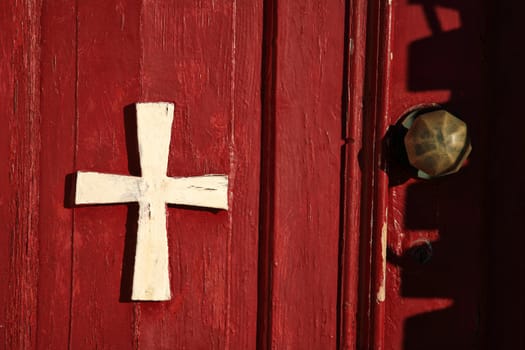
[339,0,368,348]
[72,0,142,348]
[0,1,41,348]
[486,1,525,347]
[356,0,392,347]
[134,0,262,348]
[258,0,346,347]
[226,2,264,347]
[363,0,489,348]
[37,1,77,348]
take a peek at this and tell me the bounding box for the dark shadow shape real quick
[386,246,431,291]
[388,240,460,299]
[64,172,77,208]
[120,203,221,302]
[256,0,278,347]
[389,0,487,348]
[397,173,482,347]
[336,0,355,342]
[404,308,478,350]
[68,105,224,302]
[124,104,141,176]
[120,203,138,302]
[387,241,433,268]
[382,123,415,187]
[167,203,222,214]
[389,238,483,348]
[422,3,443,35]
[408,1,478,94]
[409,29,474,92]
[336,145,345,347]
[403,181,440,230]
[119,105,142,302]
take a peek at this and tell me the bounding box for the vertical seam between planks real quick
[356,0,381,346]
[370,0,392,347]
[28,0,43,348]
[68,1,79,349]
[337,0,353,347]
[336,0,352,348]
[256,0,277,348]
[356,0,393,347]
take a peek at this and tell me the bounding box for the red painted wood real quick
[256,0,277,347]
[258,0,346,348]
[0,1,261,348]
[72,1,261,348]
[339,0,368,348]
[360,0,489,348]
[355,0,392,347]
[37,1,77,348]
[135,1,262,348]
[0,1,41,348]
[72,0,142,347]
[8,1,523,349]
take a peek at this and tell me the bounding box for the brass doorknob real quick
[404,109,471,179]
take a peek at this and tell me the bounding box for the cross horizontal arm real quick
[164,175,228,209]
[75,171,141,204]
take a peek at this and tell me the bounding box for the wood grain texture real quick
[0,0,261,348]
[339,0,368,348]
[37,1,77,348]
[72,0,141,347]
[486,1,525,347]
[0,1,42,348]
[135,0,262,349]
[258,0,346,348]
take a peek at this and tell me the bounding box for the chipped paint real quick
[377,222,388,303]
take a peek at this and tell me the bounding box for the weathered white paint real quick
[75,102,228,301]
[376,222,388,303]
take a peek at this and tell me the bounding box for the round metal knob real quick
[404,109,471,178]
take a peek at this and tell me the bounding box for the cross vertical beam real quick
[133,102,173,301]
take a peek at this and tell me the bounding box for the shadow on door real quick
[382,0,523,348]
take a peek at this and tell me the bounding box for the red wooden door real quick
[352,0,525,349]
[1,1,344,348]
[355,0,488,348]
[1,1,263,348]
[1,1,523,349]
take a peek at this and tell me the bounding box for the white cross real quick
[75,102,228,301]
